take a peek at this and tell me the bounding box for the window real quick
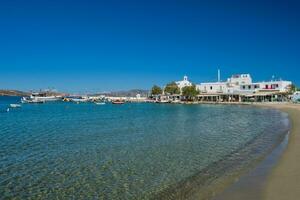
[248,85,251,89]
[243,86,246,89]
[210,86,213,90]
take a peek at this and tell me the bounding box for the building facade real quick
[196,74,292,95]
[175,75,192,90]
[157,73,292,103]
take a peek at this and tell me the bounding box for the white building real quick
[175,75,192,90]
[196,73,292,95]
[157,71,292,102]
[239,80,292,93]
[196,74,252,94]
[196,82,227,94]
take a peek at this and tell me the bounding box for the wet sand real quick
[261,103,300,200]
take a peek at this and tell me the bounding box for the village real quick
[150,70,299,103]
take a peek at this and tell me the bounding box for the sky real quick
[0,0,299,92]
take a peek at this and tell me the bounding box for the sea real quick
[0,96,290,199]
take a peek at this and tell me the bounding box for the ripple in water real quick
[0,96,290,199]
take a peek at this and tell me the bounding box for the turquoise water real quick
[0,96,289,199]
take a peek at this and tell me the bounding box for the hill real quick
[0,90,30,96]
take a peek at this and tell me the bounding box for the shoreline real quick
[261,103,300,199]
[213,103,300,200]
[154,102,291,200]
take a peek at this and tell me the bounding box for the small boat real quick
[155,100,170,103]
[69,96,89,103]
[95,102,106,105]
[10,104,21,108]
[30,92,61,102]
[21,97,44,104]
[112,100,125,104]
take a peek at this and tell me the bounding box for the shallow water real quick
[0,96,289,199]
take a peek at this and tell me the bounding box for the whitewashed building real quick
[196,82,227,94]
[157,71,292,102]
[196,73,292,95]
[175,75,192,90]
[239,80,292,93]
[194,71,292,102]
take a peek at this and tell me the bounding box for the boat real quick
[30,92,61,102]
[95,102,106,105]
[70,97,89,103]
[21,97,45,104]
[155,99,170,103]
[21,92,61,103]
[112,100,125,104]
[10,104,21,108]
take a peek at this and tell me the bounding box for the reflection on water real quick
[0,96,289,199]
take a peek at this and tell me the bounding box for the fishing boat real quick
[21,97,45,104]
[10,104,21,108]
[21,92,61,103]
[30,92,61,102]
[112,100,125,104]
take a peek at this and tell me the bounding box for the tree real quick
[181,85,199,101]
[151,85,163,95]
[289,84,298,94]
[164,82,180,95]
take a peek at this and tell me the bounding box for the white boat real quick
[71,98,89,103]
[10,104,21,108]
[95,102,105,105]
[21,92,61,103]
[30,92,61,101]
[21,97,44,104]
[156,99,170,103]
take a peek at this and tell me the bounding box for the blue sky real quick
[0,0,299,92]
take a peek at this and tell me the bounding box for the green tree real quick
[181,85,199,101]
[164,82,180,95]
[289,84,298,94]
[151,85,163,95]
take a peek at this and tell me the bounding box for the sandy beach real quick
[260,103,300,200]
[213,103,300,200]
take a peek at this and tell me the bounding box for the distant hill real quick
[93,89,149,97]
[0,90,30,96]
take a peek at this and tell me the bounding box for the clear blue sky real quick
[0,0,299,92]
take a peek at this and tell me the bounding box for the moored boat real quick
[95,102,106,105]
[21,97,45,104]
[10,104,21,108]
[30,92,61,102]
[21,91,61,103]
[112,100,125,104]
